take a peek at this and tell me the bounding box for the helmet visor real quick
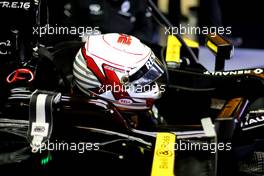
[129,55,165,86]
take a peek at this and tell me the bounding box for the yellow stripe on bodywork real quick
[183,37,199,48]
[151,133,176,176]
[206,40,218,53]
[218,97,243,118]
[166,35,199,64]
[166,35,182,63]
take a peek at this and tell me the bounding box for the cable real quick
[168,85,216,92]
[45,0,49,24]
[160,46,170,85]
[147,0,173,28]
[147,0,200,64]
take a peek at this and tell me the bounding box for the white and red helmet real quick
[73,33,165,110]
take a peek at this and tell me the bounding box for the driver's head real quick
[73,33,166,110]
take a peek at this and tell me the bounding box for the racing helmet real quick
[73,33,166,110]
